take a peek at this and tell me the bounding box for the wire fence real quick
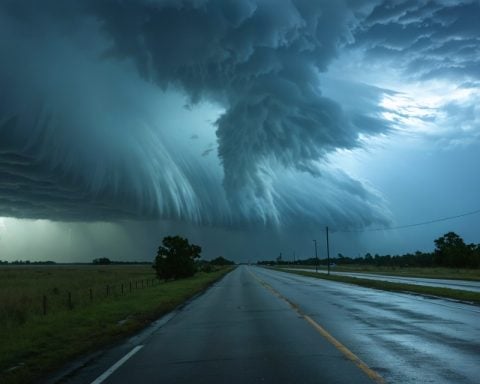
[1,277,161,326]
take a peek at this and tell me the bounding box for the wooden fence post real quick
[42,295,47,315]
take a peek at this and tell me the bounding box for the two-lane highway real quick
[59,266,480,384]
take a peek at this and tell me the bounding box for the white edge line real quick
[90,345,143,384]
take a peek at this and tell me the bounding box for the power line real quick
[334,208,480,233]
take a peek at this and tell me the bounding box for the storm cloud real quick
[0,0,395,229]
[353,0,480,81]
[1,0,479,263]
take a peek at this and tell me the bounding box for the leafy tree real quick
[434,232,470,267]
[471,244,480,268]
[153,235,201,280]
[210,256,234,266]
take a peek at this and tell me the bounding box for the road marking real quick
[90,345,143,384]
[302,315,384,383]
[248,268,385,384]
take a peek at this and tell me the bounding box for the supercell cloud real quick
[0,0,391,229]
[1,0,478,241]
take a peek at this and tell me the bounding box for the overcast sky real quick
[1,0,479,263]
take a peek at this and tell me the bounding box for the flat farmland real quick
[0,264,233,384]
[0,264,156,326]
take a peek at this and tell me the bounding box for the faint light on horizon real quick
[379,80,480,137]
[0,217,6,235]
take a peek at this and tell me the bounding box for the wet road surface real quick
[256,267,480,383]
[284,267,480,293]
[57,266,480,384]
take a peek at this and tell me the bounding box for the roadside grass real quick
[275,269,480,305]
[278,264,480,281]
[0,264,159,327]
[0,266,233,384]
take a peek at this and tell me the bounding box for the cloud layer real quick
[354,0,480,81]
[0,1,407,228]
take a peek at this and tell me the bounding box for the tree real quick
[210,256,234,266]
[153,235,201,280]
[434,232,470,267]
[364,253,373,264]
[92,257,111,265]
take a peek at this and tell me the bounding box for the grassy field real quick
[0,264,234,384]
[279,264,480,281]
[275,268,480,304]
[0,264,158,327]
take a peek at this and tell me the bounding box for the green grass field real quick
[0,264,158,327]
[0,264,233,384]
[279,264,480,281]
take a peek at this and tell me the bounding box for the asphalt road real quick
[57,266,480,384]
[284,267,480,293]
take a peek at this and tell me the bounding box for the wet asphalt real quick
[57,266,480,384]
[283,267,480,293]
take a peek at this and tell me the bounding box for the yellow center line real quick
[248,268,385,384]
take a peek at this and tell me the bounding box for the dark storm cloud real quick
[89,0,388,192]
[0,0,392,228]
[354,0,480,81]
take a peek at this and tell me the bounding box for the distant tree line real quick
[0,260,56,265]
[91,258,152,265]
[257,232,480,269]
[92,257,111,265]
[0,259,152,265]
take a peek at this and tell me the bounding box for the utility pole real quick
[326,226,330,275]
[313,239,318,272]
[293,251,296,264]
